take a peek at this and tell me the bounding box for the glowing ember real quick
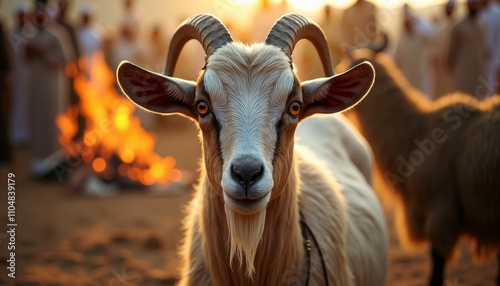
[92,157,106,173]
[56,52,182,186]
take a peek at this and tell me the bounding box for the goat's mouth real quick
[223,192,270,215]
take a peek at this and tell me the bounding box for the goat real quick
[116,14,388,285]
[344,43,500,286]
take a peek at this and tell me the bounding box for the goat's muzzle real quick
[222,155,272,215]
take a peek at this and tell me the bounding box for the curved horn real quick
[265,14,334,77]
[164,14,233,76]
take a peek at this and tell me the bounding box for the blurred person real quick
[480,0,500,95]
[432,0,457,98]
[341,0,378,53]
[26,0,71,177]
[56,0,85,141]
[394,4,435,95]
[43,0,75,112]
[145,24,168,73]
[320,5,343,67]
[76,5,103,81]
[108,23,145,74]
[8,5,32,147]
[56,0,80,69]
[120,0,143,42]
[0,1,11,167]
[109,0,146,72]
[447,0,487,98]
[102,28,116,71]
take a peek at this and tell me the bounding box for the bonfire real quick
[56,53,182,193]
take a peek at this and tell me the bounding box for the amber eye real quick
[288,101,301,117]
[197,101,210,116]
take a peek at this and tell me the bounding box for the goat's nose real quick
[230,156,264,190]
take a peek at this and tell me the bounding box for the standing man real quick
[447,0,487,98]
[9,5,32,147]
[76,5,103,81]
[433,0,457,98]
[57,0,85,141]
[26,0,70,177]
[320,5,343,66]
[56,0,80,100]
[341,0,378,53]
[394,5,434,95]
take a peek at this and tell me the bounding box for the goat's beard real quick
[224,205,266,278]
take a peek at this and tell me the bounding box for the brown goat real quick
[346,52,500,286]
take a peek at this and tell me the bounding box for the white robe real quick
[321,14,344,67]
[447,17,487,98]
[145,34,168,73]
[341,1,378,49]
[8,26,31,146]
[76,24,103,81]
[27,24,69,174]
[433,19,455,98]
[394,28,432,95]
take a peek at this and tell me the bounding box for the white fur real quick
[174,42,389,285]
[118,40,389,285]
[296,114,389,285]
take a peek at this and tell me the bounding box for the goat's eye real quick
[288,101,301,117]
[197,101,210,116]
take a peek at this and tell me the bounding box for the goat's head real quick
[117,13,374,275]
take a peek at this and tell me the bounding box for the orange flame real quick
[56,52,182,186]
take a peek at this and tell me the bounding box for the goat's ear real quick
[117,61,197,120]
[300,61,375,120]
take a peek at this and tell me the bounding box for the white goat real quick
[117,14,388,285]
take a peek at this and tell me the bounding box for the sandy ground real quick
[0,116,498,286]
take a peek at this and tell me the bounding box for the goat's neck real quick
[200,156,305,285]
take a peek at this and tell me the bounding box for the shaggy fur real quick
[178,43,388,285]
[117,40,388,285]
[347,53,500,262]
[178,114,388,286]
[296,114,388,286]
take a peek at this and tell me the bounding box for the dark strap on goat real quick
[299,211,329,286]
